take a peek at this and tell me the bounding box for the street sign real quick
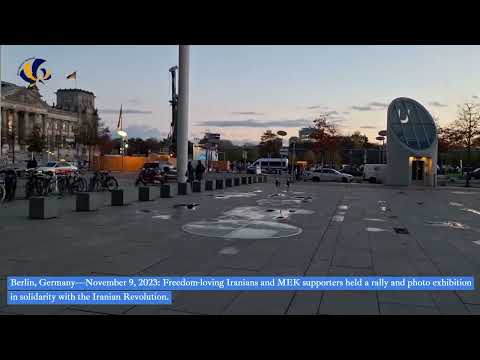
[378,130,387,137]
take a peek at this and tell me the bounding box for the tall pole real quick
[177,45,190,185]
[0,45,2,160]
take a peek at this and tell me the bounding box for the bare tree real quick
[445,103,480,165]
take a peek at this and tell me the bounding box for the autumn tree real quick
[26,125,46,154]
[309,114,340,166]
[258,130,282,157]
[442,103,480,165]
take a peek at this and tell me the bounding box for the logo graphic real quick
[17,58,52,88]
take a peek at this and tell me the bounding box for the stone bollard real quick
[234,178,240,186]
[205,180,214,191]
[160,184,171,198]
[216,179,224,190]
[178,182,188,195]
[138,186,153,201]
[111,189,127,206]
[241,177,247,185]
[248,176,252,184]
[29,197,58,219]
[76,192,105,211]
[192,181,202,193]
[225,178,233,187]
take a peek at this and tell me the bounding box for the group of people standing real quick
[187,160,206,183]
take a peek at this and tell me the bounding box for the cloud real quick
[428,101,448,108]
[306,105,328,110]
[126,98,141,106]
[369,102,388,108]
[351,105,373,111]
[99,108,152,114]
[326,110,339,116]
[351,102,388,111]
[231,111,265,115]
[359,126,377,129]
[123,125,168,139]
[194,119,313,128]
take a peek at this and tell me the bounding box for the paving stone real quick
[379,302,441,315]
[319,292,379,315]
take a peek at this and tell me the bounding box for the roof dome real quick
[387,97,437,150]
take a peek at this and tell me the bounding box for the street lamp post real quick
[177,45,190,190]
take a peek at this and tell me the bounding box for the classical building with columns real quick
[0,81,100,164]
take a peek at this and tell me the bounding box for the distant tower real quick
[55,88,96,114]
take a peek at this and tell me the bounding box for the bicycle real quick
[58,171,88,194]
[0,177,5,203]
[25,170,48,198]
[88,170,119,192]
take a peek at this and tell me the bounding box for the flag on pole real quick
[66,71,76,80]
[117,105,123,130]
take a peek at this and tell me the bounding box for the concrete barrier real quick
[225,178,233,187]
[234,178,240,186]
[111,189,127,206]
[241,177,247,185]
[192,181,202,193]
[178,182,188,195]
[29,197,58,219]
[76,192,105,211]
[138,186,154,201]
[216,179,224,190]
[160,184,171,198]
[205,180,214,191]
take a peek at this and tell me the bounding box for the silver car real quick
[304,168,354,183]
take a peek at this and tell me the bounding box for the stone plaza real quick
[1,175,480,315]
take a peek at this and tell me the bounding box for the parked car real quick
[340,165,364,177]
[143,162,177,182]
[363,164,387,183]
[470,168,480,180]
[304,168,354,183]
[36,161,78,175]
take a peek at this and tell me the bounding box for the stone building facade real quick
[0,81,100,165]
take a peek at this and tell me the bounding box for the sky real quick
[2,45,480,145]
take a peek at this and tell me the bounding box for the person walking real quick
[187,161,195,183]
[195,160,206,181]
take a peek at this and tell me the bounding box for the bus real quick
[247,158,288,174]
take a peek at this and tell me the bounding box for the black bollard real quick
[216,179,224,190]
[192,181,202,193]
[160,184,171,198]
[241,177,247,185]
[234,178,240,186]
[205,180,214,191]
[225,178,233,187]
[178,182,188,195]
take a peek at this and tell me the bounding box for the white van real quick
[363,164,387,183]
[247,158,288,174]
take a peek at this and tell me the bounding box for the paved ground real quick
[1,175,480,315]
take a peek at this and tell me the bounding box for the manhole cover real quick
[394,227,409,234]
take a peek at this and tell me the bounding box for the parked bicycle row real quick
[0,169,119,203]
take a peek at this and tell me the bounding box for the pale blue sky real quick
[2,45,480,144]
